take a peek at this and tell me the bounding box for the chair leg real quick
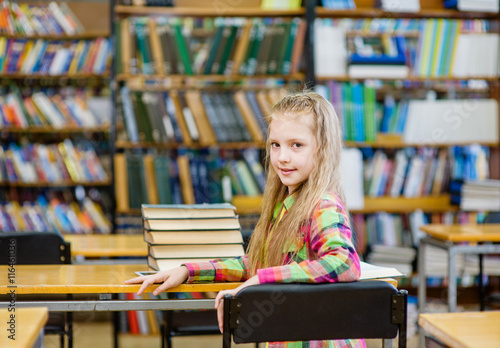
[60,333,65,348]
[67,312,73,348]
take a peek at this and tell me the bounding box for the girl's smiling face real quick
[269,114,318,194]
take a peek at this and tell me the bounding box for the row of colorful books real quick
[116,16,306,76]
[353,209,482,252]
[362,145,490,199]
[114,148,265,211]
[0,37,112,75]
[0,196,111,234]
[0,1,84,36]
[0,140,109,184]
[0,86,110,128]
[328,17,490,34]
[118,87,274,145]
[315,18,498,78]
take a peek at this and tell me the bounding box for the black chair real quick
[0,232,73,348]
[223,281,408,348]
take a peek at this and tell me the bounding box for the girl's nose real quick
[278,148,290,162]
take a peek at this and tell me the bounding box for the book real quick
[144,229,243,245]
[359,261,405,280]
[149,243,245,259]
[142,203,236,219]
[144,217,240,231]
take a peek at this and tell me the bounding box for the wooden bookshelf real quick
[344,134,499,148]
[316,7,499,19]
[233,194,457,215]
[0,74,111,79]
[1,181,112,188]
[114,5,305,17]
[2,126,110,134]
[316,0,499,19]
[316,76,500,82]
[116,73,305,83]
[115,140,265,150]
[353,195,457,213]
[1,32,110,40]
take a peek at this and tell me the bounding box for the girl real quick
[126,91,364,348]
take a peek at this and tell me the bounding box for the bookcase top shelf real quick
[116,73,305,83]
[345,134,499,148]
[115,140,266,150]
[0,181,112,188]
[3,126,110,134]
[316,7,500,19]
[0,74,110,80]
[232,194,458,215]
[0,32,110,40]
[114,137,498,150]
[316,76,500,82]
[114,5,305,17]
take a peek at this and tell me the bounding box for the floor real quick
[43,315,419,348]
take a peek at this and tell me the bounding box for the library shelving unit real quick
[311,0,500,291]
[0,1,113,234]
[111,0,308,236]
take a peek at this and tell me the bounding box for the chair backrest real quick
[0,232,71,265]
[223,281,407,347]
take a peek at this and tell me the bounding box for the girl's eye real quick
[271,142,279,148]
[292,143,303,148]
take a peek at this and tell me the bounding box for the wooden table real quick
[64,234,147,258]
[419,311,500,348]
[418,224,500,312]
[0,307,48,348]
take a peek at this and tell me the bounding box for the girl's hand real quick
[214,275,260,333]
[124,266,189,296]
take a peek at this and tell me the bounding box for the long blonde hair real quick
[246,91,346,275]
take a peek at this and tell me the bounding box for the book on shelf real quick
[460,179,500,211]
[403,99,499,145]
[118,16,305,76]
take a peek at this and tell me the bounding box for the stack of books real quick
[142,203,245,271]
[460,180,500,211]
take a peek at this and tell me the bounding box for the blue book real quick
[351,83,365,142]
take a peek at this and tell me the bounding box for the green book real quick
[114,20,122,75]
[281,18,300,74]
[172,23,193,75]
[217,25,238,75]
[363,85,377,142]
[132,91,154,142]
[203,24,224,75]
[154,154,173,204]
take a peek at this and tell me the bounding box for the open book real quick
[140,261,404,280]
[359,261,404,280]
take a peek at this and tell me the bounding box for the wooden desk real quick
[419,311,500,348]
[418,223,500,312]
[0,307,48,348]
[0,264,239,296]
[64,234,147,258]
[420,224,500,242]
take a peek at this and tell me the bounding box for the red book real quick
[125,293,139,334]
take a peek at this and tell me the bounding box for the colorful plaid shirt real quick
[183,192,365,348]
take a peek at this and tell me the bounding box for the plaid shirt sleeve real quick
[183,255,250,283]
[257,194,361,284]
